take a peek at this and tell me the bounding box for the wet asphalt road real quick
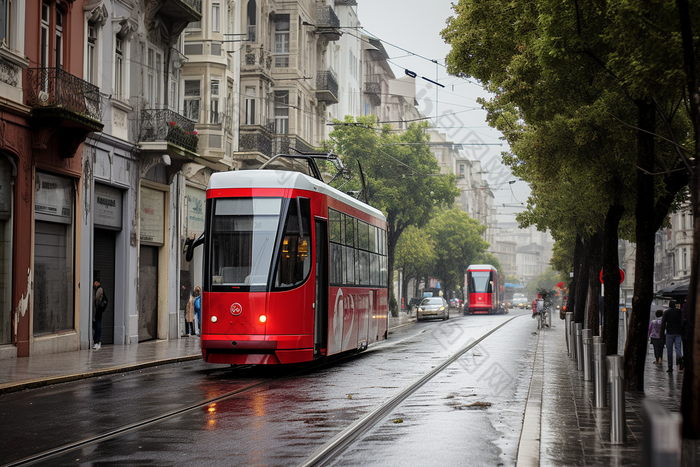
[1,308,537,466]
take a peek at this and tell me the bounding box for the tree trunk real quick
[586,232,603,334]
[677,0,700,438]
[573,235,590,324]
[624,99,656,392]
[566,234,583,321]
[603,202,624,354]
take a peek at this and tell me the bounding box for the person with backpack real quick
[193,286,202,336]
[93,281,108,350]
[648,309,664,365]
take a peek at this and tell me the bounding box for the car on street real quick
[512,293,528,309]
[417,297,450,321]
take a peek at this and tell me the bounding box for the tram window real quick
[344,214,354,247]
[358,221,369,251]
[211,198,281,287]
[380,256,387,286]
[330,242,343,284]
[369,225,376,253]
[358,250,370,285]
[344,245,355,284]
[468,271,492,293]
[274,197,311,289]
[370,253,379,286]
[329,209,341,243]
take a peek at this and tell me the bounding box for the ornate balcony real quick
[145,0,202,42]
[316,70,339,104]
[241,45,273,81]
[25,67,103,157]
[238,120,275,166]
[315,5,342,42]
[139,109,199,157]
[364,75,382,106]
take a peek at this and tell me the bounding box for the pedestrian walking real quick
[648,309,664,365]
[185,291,195,337]
[93,281,108,350]
[194,286,202,336]
[661,300,684,373]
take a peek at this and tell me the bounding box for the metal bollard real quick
[642,399,682,467]
[547,305,552,328]
[608,355,625,444]
[576,323,584,371]
[593,337,607,408]
[571,321,578,361]
[582,329,592,381]
[565,312,573,355]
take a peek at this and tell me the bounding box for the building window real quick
[184,79,201,122]
[212,3,220,33]
[274,15,290,67]
[40,4,49,70]
[86,25,97,85]
[0,0,11,48]
[210,79,220,123]
[274,91,289,134]
[245,86,256,125]
[114,37,124,100]
[55,9,63,68]
[247,0,256,42]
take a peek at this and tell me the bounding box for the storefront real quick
[139,184,167,342]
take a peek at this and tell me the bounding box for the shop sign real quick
[94,184,122,230]
[186,186,205,237]
[35,172,72,223]
[140,186,164,245]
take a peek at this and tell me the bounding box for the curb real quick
[0,354,202,395]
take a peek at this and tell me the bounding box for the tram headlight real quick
[259,315,267,323]
[211,315,218,323]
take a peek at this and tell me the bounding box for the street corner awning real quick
[654,280,690,299]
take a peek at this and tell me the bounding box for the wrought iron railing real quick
[240,130,272,156]
[316,5,340,28]
[25,67,102,121]
[140,109,198,153]
[316,70,339,99]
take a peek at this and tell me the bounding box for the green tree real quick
[426,208,489,293]
[442,0,689,395]
[395,226,437,305]
[326,116,459,315]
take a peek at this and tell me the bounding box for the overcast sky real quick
[355,0,530,225]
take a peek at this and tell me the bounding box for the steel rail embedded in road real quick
[297,315,523,467]
[2,360,339,467]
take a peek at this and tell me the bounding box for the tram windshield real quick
[210,198,282,287]
[468,271,493,293]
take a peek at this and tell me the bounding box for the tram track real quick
[4,314,522,467]
[297,314,522,467]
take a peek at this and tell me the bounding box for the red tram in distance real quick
[465,264,502,314]
[187,154,389,365]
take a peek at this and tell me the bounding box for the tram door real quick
[93,228,115,344]
[138,245,158,341]
[314,219,328,356]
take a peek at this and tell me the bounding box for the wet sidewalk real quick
[527,317,700,466]
[0,311,416,395]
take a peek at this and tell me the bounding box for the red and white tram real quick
[188,155,389,365]
[465,264,502,314]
